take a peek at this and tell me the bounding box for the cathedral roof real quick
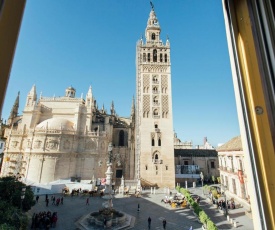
[36,118,74,131]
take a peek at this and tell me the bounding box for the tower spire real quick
[8,91,20,125]
[131,96,135,116]
[110,101,115,115]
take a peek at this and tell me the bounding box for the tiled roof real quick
[216,136,242,151]
[174,149,218,157]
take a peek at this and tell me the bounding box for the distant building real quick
[195,137,215,149]
[174,133,192,149]
[174,149,219,186]
[217,136,251,211]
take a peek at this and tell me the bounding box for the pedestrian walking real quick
[56,197,60,206]
[61,197,63,205]
[36,195,39,203]
[137,203,140,212]
[148,216,151,229]
[162,218,167,229]
[103,218,107,229]
[86,197,89,205]
[46,198,49,207]
[45,194,48,202]
[52,196,55,205]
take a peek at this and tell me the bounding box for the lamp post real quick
[221,184,228,216]
[200,172,204,196]
[20,187,26,212]
[200,172,204,187]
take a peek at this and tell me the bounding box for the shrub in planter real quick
[199,211,209,225]
[176,186,180,192]
[207,220,218,230]
[211,189,218,199]
[193,204,201,215]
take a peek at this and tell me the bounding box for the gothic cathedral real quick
[1,4,175,189]
[136,6,175,188]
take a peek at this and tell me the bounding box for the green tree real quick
[211,175,216,184]
[0,177,35,229]
[0,176,35,211]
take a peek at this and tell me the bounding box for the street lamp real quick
[21,187,26,211]
[200,172,204,187]
[221,184,228,216]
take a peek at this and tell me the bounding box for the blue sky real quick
[2,0,240,147]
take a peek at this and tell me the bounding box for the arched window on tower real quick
[143,53,146,62]
[119,130,125,146]
[153,96,158,105]
[151,33,156,40]
[152,138,155,146]
[160,53,163,62]
[153,49,157,62]
[153,109,159,118]
[158,138,161,146]
[164,54,167,62]
[147,53,150,62]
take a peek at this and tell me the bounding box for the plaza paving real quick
[27,187,254,230]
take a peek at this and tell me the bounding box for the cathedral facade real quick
[1,85,135,184]
[1,5,175,188]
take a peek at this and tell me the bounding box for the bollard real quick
[233,221,237,227]
[227,215,230,221]
[153,187,156,194]
[230,218,234,224]
[151,187,153,194]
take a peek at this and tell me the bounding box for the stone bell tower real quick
[135,3,175,188]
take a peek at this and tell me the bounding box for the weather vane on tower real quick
[150,1,154,11]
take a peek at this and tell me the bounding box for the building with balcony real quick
[174,149,219,186]
[217,136,251,210]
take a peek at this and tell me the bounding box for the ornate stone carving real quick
[33,140,42,149]
[46,139,58,150]
[11,141,18,148]
[63,140,70,150]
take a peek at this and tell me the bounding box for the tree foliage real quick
[0,176,35,211]
[0,176,35,229]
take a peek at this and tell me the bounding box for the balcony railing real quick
[153,159,163,164]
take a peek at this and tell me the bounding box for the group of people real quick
[50,196,63,206]
[148,217,166,229]
[31,211,58,229]
[217,199,236,210]
[161,194,187,208]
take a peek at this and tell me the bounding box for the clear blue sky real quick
[2,0,240,147]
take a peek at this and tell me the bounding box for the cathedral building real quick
[1,85,135,184]
[1,4,176,188]
[136,6,175,188]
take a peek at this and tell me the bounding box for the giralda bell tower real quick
[136,3,175,188]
